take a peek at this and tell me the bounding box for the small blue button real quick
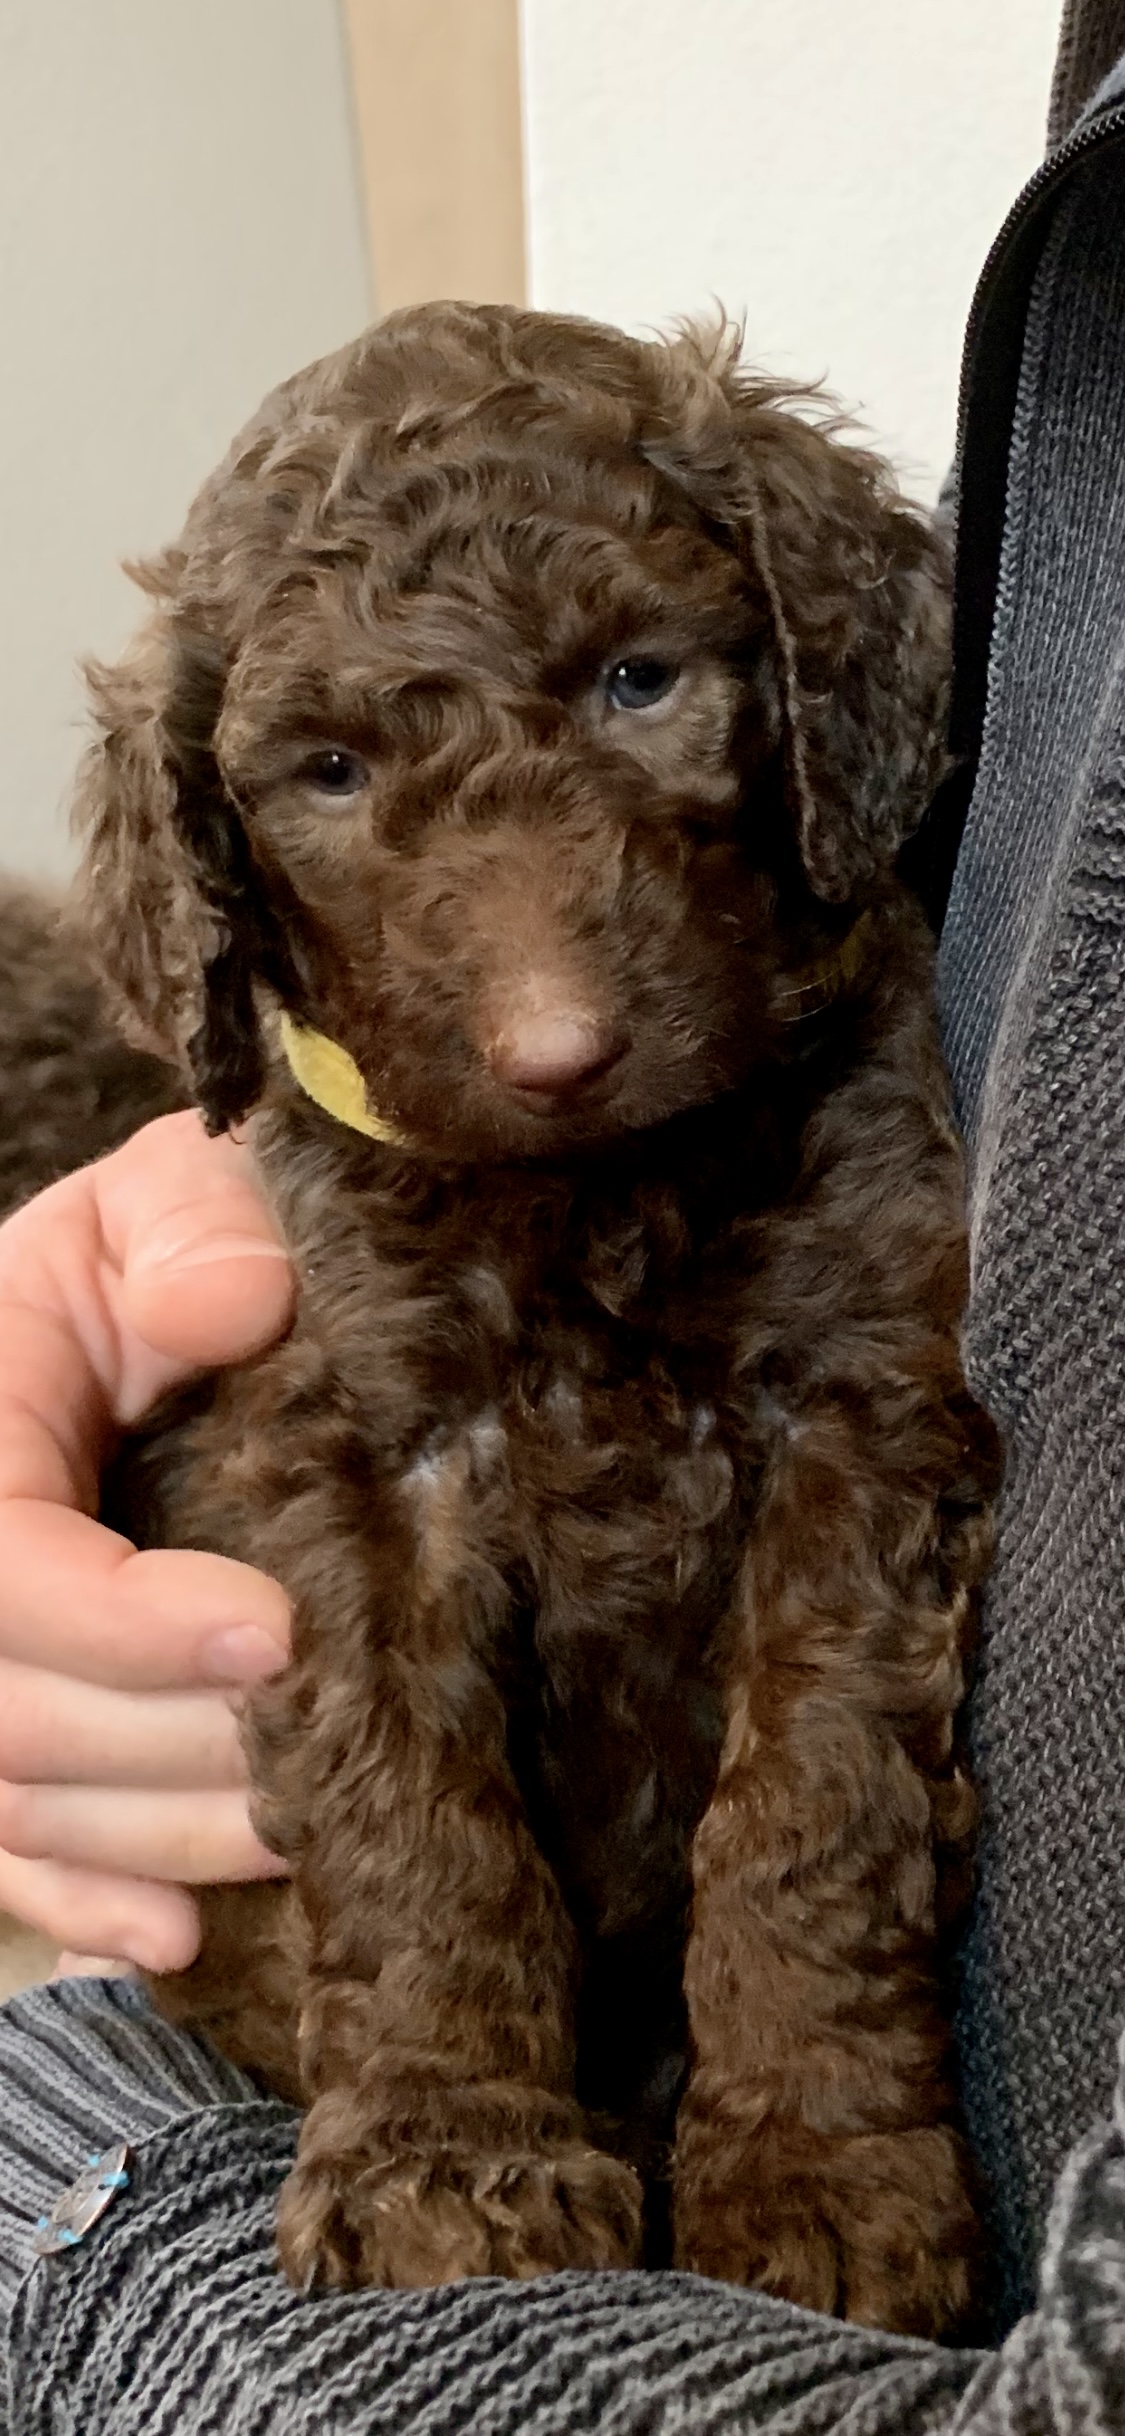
[33,2142,131,2258]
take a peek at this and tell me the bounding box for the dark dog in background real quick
[0,886,185,1216]
[11,304,999,2333]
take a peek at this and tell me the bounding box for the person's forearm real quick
[2,1981,981,2436]
[10,1977,1125,2433]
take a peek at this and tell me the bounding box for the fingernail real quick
[136,1232,291,1275]
[202,1624,288,1682]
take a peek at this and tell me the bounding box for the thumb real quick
[101,1111,294,1401]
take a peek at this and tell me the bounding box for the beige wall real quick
[0,0,373,879]
[1,0,1068,882]
[521,0,1061,500]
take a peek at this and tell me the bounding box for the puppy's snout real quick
[487,1004,626,1100]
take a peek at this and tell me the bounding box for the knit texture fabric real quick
[3,1974,1124,2436]
[939,61,1125,2329]
[2,1980,989,2436]
[5,1979,1125,2435]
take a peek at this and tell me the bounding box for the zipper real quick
[956,106,1125,465]
[906,90,1125,930]
[950,93,1125,757]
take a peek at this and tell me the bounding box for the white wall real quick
[1,1,1065,881]
[522,0,1060,501]
[0,0,373,879]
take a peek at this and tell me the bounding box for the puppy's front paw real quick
[674,2120,981,2338]
[277,2115,644,2290]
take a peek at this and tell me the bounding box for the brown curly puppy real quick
[71,303,999,2334]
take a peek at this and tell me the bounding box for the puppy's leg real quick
[144,1881,305,2099]
[673,1395,992,2339]
[241,1444,642,2293]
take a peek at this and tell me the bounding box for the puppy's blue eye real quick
[605,658,679,711]
[301,748,369,797]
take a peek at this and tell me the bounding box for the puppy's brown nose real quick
[488,1010,625,1098]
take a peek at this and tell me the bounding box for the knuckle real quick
[0,1849,53,1941]
[0,1779,41,1855]
[0,1670,54,1783]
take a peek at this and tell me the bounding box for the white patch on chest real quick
[540,1376,584,1437]
[399,1411,509,1601]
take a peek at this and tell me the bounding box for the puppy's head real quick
[74,304,948,1159]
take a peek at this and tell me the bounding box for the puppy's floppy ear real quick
[73,557,281,1132]
[643,327,951,903]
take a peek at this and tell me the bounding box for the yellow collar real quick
[279,914,872,1143]
[278,1012,408,1146]
[771,911,873,1021]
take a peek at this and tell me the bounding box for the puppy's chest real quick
[393,1304,752,1962]
[381,1230,765,1648]
[283,1182,777,1990]
[291,1160,781,1654]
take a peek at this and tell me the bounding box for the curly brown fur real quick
[68,303,1000,2333]
[0,885,186,1218]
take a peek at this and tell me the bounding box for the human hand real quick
[0,1110,295,1970]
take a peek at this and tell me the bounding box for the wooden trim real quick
[341,0,526,313]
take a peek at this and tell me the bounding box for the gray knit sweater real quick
[6,1975,1124,2436]
[6,9,1125,2429]
[939,30,1125,2329]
